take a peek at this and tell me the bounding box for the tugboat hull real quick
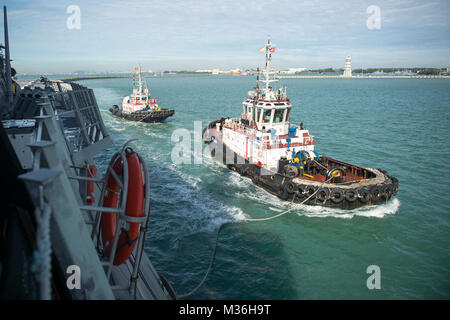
[203,124,398,210]
[235,163,397,210]
[109,107,174,123]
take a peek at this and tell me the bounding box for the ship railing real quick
[26,95,157,299]
[19,97,115,299]
[44,84,112,166]
[224,121,264,143]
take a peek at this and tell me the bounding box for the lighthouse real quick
[343,55,352,77]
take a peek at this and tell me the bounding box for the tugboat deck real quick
[298,171,365,184]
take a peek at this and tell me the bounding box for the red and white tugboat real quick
[203,39,398,209]
[110,66,174,123]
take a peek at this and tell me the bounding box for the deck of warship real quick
[0,7,175,299]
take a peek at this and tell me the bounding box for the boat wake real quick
[294,197,401,219]
[230,170,401,219]
[151,164,247,237]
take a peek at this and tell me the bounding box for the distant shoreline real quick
[279,75,450,79]
[55,74,219,81]
[52,74,450,82]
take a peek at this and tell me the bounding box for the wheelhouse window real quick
[285,108,291,122]
[262,109,272,123]
[273,108,284,123]
[255,108,261,122]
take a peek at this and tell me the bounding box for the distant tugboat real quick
[203,39,398,209]
[109,66,174,123]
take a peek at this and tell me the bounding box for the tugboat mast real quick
[135,65,144,94]
[138,65,142,92]
[264,38,272,92]
[258,38,278,100]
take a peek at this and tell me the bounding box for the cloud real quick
[3,0,450,73]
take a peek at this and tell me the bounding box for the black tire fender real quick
[296,185,307,199]
[305,185,317,197]
[345,189,358,202]
[371,186,382,201]
[316,188,330,202]
[285,181,297,194]
[358,189,371,203]
[382,184,393,199]
[330,189,345,203]
[284,165,299,179]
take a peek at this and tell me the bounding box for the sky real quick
[2,0,450,74]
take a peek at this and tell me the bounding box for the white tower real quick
[343,55,352,77]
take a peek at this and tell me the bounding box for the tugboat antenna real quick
[265,38,271,92]
[261,37,277,98]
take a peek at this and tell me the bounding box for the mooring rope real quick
[174,176,332,299]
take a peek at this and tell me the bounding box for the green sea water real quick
[79,76,449,299]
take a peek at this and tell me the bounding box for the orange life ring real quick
[101,151,145,266]
[243,113,248,120]
[85,164,97,205]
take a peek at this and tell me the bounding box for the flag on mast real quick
[269,47,276,53]
[258,46,265,52]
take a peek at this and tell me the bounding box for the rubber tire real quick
[330,189,345,204]
[306,186,317,197]
[382,184,393,200]
[285,181,297,194]
[284,165,299,179]
[296,185,307,200]
[345,189,358,202]
[358,189,371,203]
[371,186,382,201]
[316,188,330,202]
[277,186,289,200]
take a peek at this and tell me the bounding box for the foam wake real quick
[230,171,401,219]
[294,197,401,219]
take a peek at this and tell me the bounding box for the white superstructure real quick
[121,66,159,114]
[217,39,316,172]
